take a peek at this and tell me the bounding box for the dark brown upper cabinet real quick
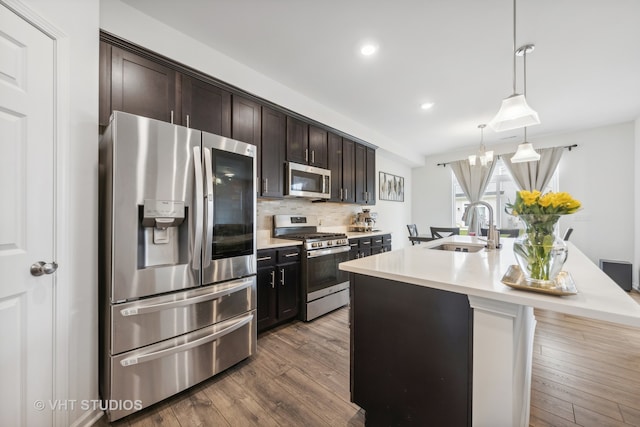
[99,36,377,205]
[232,95,262,188]
[286,116,309,165]
[342,138,356,203]
[355,143,376,205]
[308,125,328,168]
[261,107,286,198]
[181,75,231,137]
[365,145,376,205]
[108,45,178,125]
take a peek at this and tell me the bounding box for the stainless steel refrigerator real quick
[99,111,257,421]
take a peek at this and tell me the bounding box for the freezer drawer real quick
[106,310,256,421]
[110,276,256,354]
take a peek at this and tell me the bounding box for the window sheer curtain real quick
[502,147,564,191]
[450,159,497,234]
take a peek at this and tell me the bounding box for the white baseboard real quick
[70,408,104,427]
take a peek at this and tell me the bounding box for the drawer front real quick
[107,310,256,421]
[371,236,383,247]
[111,276,256,354]
[358,237,372,248]
[277,246,300,263]
[257,249,276,267]
[382,234,392,244]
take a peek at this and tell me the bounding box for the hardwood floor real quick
[97,291,640,427]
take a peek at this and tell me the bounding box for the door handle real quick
[192,146,203,271]
[203,147,214,268]
[30,261,58,276]
[270,270,275,289]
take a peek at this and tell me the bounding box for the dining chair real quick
[480,228,520,238]
[430,227,460,239]
[407,224,420,245]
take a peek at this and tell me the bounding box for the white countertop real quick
[257,230,392,250]
[345,230,391,239]
[340,235,640,327]
[257,236,302,250]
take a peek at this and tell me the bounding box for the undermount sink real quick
[428,243,485,253]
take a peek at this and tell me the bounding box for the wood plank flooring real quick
[97,291,640,427]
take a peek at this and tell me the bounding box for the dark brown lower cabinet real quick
[257,247,300,332]
[350,274,473,426]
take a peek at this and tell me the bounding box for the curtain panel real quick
[503,147,564,191]
[450,159,497,234]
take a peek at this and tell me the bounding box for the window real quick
[453,158,557,231]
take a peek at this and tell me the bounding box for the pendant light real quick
[489,0,541,132]
[468,124,493,166]
[511,44,541,163]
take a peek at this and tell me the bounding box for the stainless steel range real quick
[273,215,350,321]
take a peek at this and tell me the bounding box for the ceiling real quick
[120,0,640,163]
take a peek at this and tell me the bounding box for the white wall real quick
[375,150,413,249]
[415,122,637,285]
[16,0,100,426]
[547,123,635,275]
[412,157,455,238]
[636,118,640,289]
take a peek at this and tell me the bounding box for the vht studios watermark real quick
[33,399,142,411]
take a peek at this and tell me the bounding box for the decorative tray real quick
[501,265,578,296]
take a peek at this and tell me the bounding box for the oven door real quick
[201,132,257,285]
[304,246,350,301]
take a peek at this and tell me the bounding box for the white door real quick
[0,3,56,426]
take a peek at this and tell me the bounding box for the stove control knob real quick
[327,240,333,246]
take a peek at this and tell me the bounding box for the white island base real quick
[341,236,640,427]
[469,296,535,427]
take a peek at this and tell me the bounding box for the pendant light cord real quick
[523,46,527,140]
[512,0,517,93]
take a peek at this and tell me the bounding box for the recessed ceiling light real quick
[360,44,378,56]
[420,102,434,110]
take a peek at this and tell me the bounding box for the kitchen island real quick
[339,236,640,426]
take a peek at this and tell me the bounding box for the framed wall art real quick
[379,172,404,202]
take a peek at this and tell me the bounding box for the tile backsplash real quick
[257,198,364,231]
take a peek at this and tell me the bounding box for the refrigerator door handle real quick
[119,277,255,317]
[203,147,214,268]
[192,146,203,271]
[119,312,254,366]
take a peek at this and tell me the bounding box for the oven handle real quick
[119,312,254,367]
[306,245,351,258]
[119,277,254,317]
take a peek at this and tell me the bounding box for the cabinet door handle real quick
[284,253,298,258]
[280,268,285,286]
[305,149,308,162]
[270,270,275,288]
[340,188,343,200]
[311,150,315,164]
[257,256,272,261]
[170,110,174,124]
[264,178,268,192]
[186,114,190,128]
[345,188,348,200]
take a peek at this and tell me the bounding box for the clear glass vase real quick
[513,214,568,285]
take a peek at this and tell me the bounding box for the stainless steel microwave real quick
[286,162,331,199]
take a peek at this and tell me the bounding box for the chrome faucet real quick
[461,201,501,250]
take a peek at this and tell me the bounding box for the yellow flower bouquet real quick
[507,190,581,284]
